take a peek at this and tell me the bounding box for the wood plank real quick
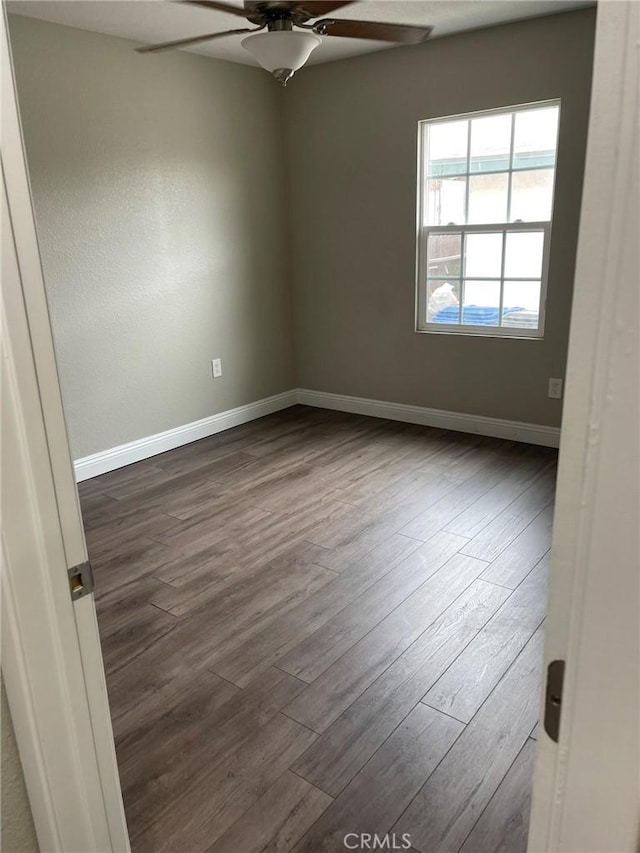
[149,547,336,620]
[85,508,187,561]
[114,669,238,758]
[78,491,119,526]
[152,520,329,595]
[128,468,232,520]
[283,553,490,733]
[119,666,302,790]
[149,430,259,477]
[210,534,423,686]
[323,444,446,500]
[151,540,329,611]
[158,562,337,673]
[151,538,325,609]
[293,704,463,853]
[122,668,307,833]
[206,451,317,493]
[241,408,358,461]
[150,496,273,553]
[77,476,109,499]
[88,461,169,499]
[277,532,468,682]
[308,474,461,572]
[148,410,310,477]
[207,770,332,853]
[310,434,413,482]
[460,469,556,562]
[398,451,523,542]
[159,491,353,565]
[149,540,240,586]
[93,455,250,520]
[480,508,553,588]
[95,574,169,636]
[244,463,345,514]
[135,714,317,853]
[392,628,545,853]
[244,427,361,470]
[458,739,536,853]
[92,537,171,596]
[99,603,177,674]
[423,558,548,722]
[112,668,239,744]
[106,629,237,736]
[291,580,509,796]
[168,449,256,487]
[443,455,547,539]
[308,455,459,547]
[218,497,355,571]
[422,437,509,481]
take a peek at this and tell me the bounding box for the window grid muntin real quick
[417,101,559,338]
[505,113,517,222]
[428,162,557,180]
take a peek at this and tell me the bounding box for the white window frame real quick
[415,99,561,339]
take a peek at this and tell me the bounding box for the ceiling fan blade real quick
[313,18,433,44]
[136,26,258,53]
[181,1,249,17]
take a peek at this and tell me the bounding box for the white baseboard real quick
[74,386,559,480]
[296,389,560,448]
[73,390,298,481]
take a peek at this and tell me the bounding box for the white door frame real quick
[2,1,638,850]
[528,1,639,850]
[1,7,129,851]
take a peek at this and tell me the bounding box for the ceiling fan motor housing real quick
[244,1,323,27]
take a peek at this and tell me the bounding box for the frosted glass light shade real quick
[242,31,321,83]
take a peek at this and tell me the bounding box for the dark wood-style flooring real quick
[78,405,556,853]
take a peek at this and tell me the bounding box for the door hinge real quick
[68,560,94,601]
[544,659,565,743]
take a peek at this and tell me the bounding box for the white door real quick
[528,1,639,850]
[1,8,129,851]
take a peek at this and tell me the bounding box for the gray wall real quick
[284,9,596,427]
[9,15,295,460]
[10,9,595,456]
[1,679,39,853]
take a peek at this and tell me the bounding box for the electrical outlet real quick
[211,358,222,379]
[548,377,563,399]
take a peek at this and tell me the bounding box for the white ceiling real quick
[7,0,594,67]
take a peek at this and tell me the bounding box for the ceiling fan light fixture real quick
[241,31,321,85]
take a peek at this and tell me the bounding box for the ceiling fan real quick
[136,1,433,85]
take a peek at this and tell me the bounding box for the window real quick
[416,101,560,338]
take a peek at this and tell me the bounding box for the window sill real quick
[414,326,544,340]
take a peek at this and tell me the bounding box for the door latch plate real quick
[544,659,565,743]
[68,560,94,601]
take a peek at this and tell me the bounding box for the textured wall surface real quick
[9,9,595,460]
[9,15,294,459]
[285,9,596,427]
[1,679,39,853]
